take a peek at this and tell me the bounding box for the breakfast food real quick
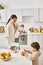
[0,52,11,61]
[29,27,34,32]
[29,27,38,33]
[10,46,17,53]
[21,51,26,56]
[41,30,43,33]
[11,48,17,53]
[34,29,38,33]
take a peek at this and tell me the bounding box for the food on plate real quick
[40,26,43,33]
[0,52,11,61]
[10,46,17,53]
[11,48,17,53]
[34,29,38,33]
[21,51,26,56]
[29,27,38,33]
[41,30,43,33]
[29,27,34,32]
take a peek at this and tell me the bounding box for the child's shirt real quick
[25,51,41,65]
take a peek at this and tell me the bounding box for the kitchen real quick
[0,0,43,65]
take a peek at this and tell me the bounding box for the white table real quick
[0,49,32,65]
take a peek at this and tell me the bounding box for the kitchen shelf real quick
[0,33,5,35]
[27,33,43,35]
[34,21,43,23]
[21,32,43,35]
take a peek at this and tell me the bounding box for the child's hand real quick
[24,49,32,54]
[24,49,28,52]
[25,53,28,57]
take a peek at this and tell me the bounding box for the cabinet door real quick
[33,8,38,21]
[6,9,17,20]
[22,8,33,16]
[0,9,6,22]
[6,9,22,22]
[27,34,34,46]
[39,8,43,21]
[27,34,39,46]
[39,35,43,48]
[0,33,7,47]
[17,9,22,22]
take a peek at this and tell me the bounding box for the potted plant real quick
[0,3,4,10]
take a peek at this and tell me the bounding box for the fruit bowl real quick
[0,52,11,61]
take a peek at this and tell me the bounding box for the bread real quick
[0,26,4,33]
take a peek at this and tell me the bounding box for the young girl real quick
[24,42,41,65]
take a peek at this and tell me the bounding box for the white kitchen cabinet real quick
[33,8,43,21]
[27,33,43,49]
[33,8,39,21]
[6,9,17,21]
[39,8,43,21]
[6,9,22,22]
[22,8,33,16]
[27,34,39,46]
[39,35,43,48]
[0,9,7,22]
[0,33,7,47]
[17,9,22,22]
[27,34,33,47]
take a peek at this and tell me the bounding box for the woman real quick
[5,15,19,48]
[5,15,24,48]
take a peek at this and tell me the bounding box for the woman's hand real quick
[18,30,21,33]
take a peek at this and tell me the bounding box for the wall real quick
[0,1,43,65]
[18,16,43,32]
[0,0,43,8]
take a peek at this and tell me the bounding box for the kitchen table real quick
[0,49,32,65]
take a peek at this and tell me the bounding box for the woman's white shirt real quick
[5,22,18,45]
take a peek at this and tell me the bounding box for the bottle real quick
[18,44,20,50]
[40,26,42,32]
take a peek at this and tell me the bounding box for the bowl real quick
[0,52,11,61]
[10,46,18,53]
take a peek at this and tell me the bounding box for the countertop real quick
[0,49,32,65]
[21,32,43,35]
[0,32,43,35]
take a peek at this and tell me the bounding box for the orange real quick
[21,51,26,56]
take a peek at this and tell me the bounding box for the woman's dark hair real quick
[6,15,17,25]
[31,42,40,51]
